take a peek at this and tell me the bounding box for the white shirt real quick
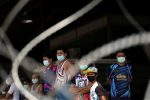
[8,83,20,100]
[90,82,99,100]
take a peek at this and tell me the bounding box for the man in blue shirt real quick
[108,52,132,100]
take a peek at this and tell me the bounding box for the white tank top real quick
[55,60,68,88]
[90,81,99,100]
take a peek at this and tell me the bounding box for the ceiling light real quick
[22,19,33,23]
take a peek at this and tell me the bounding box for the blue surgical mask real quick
[117,57,125,63]
[32,79,38,84]
[57,55,65,61]
[80,65,88,71]
[43,60,49,66]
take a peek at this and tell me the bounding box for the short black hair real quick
[57,48,68,53]
[42,52,53,58]
[116,52,126,57]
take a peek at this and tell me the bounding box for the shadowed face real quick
[32,74,38,79]
[56,50,65,56]
[87,72,97,82]
[43,56,52,63]
[32,73,39,84]
[116,52,125,58]
[87,72,96,76]
[56,50,67,61]
[116,52,126,65]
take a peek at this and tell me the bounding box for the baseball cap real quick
[83,66,98,74]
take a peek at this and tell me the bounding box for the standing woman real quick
[30,72,43,97]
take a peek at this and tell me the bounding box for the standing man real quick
[41,53,57,94]
[108,52,132,100]
[54,49,75,100]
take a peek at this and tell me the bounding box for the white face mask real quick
[117,57,126,63]
[23,85,29,89]
[43,60,50,66]
[32,78,38,84]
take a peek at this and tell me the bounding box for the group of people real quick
[3,49,132,100]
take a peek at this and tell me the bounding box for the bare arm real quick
[69,82,92,94]
[5,93,12,99]
[78,82,92,94]
[96,85,106,100]
[38,84,43,95]
[5,84,14,99]
[100,96,106,100]
[69,84,84,94]
[64,60,76,81]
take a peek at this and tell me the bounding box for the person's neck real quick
[91,80,97,84]
[60,58,67,63]
[118,62,126,66]
[33,83,38,85]
[47,63,52,68]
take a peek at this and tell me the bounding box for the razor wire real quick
[116,0,145,32]
[0,0,149,100]
[116,0,150,61]
[0,0,42,92]
[0,0,29,62]
[0,0,30,65]
[0,65,8,91]
[11,0,150,100]
[0,0,31,93]
[0,31,42,72]
[0,0,42,83]
[12,29,150,100]
[10,0,103,100]
[1,0,30,32]
[116,1,150,99]
[144,80,150,100]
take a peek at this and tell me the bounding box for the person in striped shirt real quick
[54,49,75,100]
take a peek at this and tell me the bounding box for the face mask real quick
[43,60,49,66]
[117,57,125,63]
[87,76,96,82]
[32,79,38,84]
[80,65,88,71]
[57,55,65,61]
[23,85,29,89]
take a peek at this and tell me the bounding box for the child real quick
[29,72,43,97]
[70,64,90,100]
[86,66,106,100]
